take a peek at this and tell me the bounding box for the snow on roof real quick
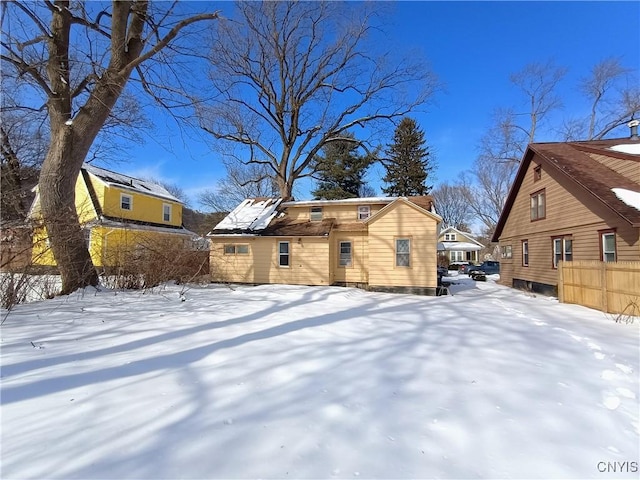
[612,188,640,210]
[83,164,182,203]
[609,144,640,155]
[213,198,282,232]
[439,241,482,251]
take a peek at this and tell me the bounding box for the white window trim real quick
[444,233,457,241]
[395,238,411,267]
[120,193,133,211]
[602,232,616,262]
[522,240,529,267]
[163,203,172,222]
[339,241,352,267]
[278,241,290,268]
[357,205,371,220]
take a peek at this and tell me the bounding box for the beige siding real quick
[210,237,331,286]
[284,203,387,222]
[499,156,640,288]
[331,232,368,285]
[368,202,439,288]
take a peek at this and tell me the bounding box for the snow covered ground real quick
[1,276,638,479]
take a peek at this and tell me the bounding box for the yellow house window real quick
[121,193,132,211]
[395,238,411,267]
[357,206,370,220]
[278,241,290,267]
[163,204,172,222]
[310,207,323,221]
[224,244,250,255]
[339,241,352,267]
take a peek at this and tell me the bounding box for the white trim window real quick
[357,206,371,220]
[339,241,352,267]
[163,203,172,222]
[278,241,290,267]
[552,236,572,268]
[522,240,529,266]
[224,244,250,255]
[395,238,411,267]
[450,251,464,262]
[444,233,457,241]
[602,232,616,262]
[120,193,132,211]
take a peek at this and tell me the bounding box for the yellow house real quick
[207,196,443,295]
[437,226,484,264]
[29,164,199,269]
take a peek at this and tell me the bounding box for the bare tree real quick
[198,161,278,213]
[197,1,439,199]
[431,182,473,230]
[1,1,219,294]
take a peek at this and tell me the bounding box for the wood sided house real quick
[437,226,484,264]
[207,196,443,295]
[29,164,200,269]
[492,136,640,295]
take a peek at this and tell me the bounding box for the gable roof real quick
[83,164,182,203]
[438,226,484,249]
[365,196,441,224]
[493,138,640,241]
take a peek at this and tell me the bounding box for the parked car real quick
[449,261,470,272]
[467,261,500,275]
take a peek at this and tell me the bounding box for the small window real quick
[522,240,529,267]
[237,244,249,255]
[357,206,371,220]
[444,233,457,241]
[310,207,323,221]
[552,236,573,268]
[601,232,616,262]
[501,245,512,259]
[278,241,290,267]
[224,244,250,255]
[396,238,410,267]
[163,204,172,222]
[224,244,236,255]
[530,190,545,221]
[121,194,132,211]
[534,165,542,182]
[450,251,464,262]
[339,241,352,267]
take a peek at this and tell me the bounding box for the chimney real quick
[629,119,639,140]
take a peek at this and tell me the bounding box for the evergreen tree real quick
[382,117,435,196]
[312,134,373,200]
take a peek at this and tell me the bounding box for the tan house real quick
[437,226,484,264]
[207,196,442,295]
[492,136,640,294]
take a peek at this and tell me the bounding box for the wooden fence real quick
[558,260,640,315]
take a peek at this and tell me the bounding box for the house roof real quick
[438,226,484,247]
[83,164,182,203]
[208,196,438,237]
[492,138,640,242]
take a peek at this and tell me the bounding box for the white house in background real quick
[437,226,484,264]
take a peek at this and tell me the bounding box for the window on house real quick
[339,241,352,267]
[601,232,616,262]
[450,251,464,262]
[530,190,545,221]
[310,207,323,221]
[278,241,290,267]
[444,233,457,241]
[522,240,529,266]
[163,204,172,222]
[121,194,132,211]
[357,206,371,220]
[552,236,573,268]
[396,238,411,267]
[501,245,512,259]
[223,244,250,255]
[534,165,542,182]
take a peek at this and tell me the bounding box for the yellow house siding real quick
[367,202,439,288]
[210,237,331,286]
[284,203,386,222]
[100,184,182,227]
[332,232,368,285]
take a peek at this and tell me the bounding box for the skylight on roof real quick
[609,144,640,155]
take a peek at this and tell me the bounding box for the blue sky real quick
[111,1,640,209]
